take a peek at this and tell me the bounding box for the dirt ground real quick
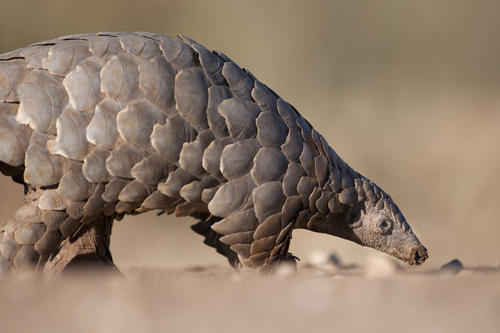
[0,258,498,333]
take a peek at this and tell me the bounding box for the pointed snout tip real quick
[407,244,429,265]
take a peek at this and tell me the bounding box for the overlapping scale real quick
[179,178,209,204]
[251,81,277,113]
[281,128,303,162]
[202,137,232,181]
[62,57,103,112]
[13,245,38,269]
[105,143,147,178]
[316,191,330,214]
[220,139,260,180]
[24,131,64,186]
[88,35,123,57]
[276,99,299,129]
[82,148,111,183]
[0,61,26,102]
[56,161,93,202]
[218,98,260,140]
[14,223,46,245]
[178,129,213,177]
[151,113,196,164]
[251,147,288,185]
[179,35,226,86]
[66,201,85,220]
[118,180,153,203]
[0,104,31,166]
[102,177,129,203]
[119,33,160,60]
[34,231,61,255]
[211,208,258,235]
[297,176,317,207]
[230,244,250,258]
[221,62,253,100]
[47,106,91,161]
[256,110,288,148]
[314,154,329,187]
[308,187,323,213]
[100,53,140,103]
[20,45,51,69]
[282,162,306,197]
[39,190,67,211]
[250,235,276,255]
[174,67,209,131]
[86,98,121,149]
[281,196,302,227]
[16,69,68,134]
[116,99,165,149]
[158,36,196,70]
[299,143,316,177]
[253,213,281,240]
[42,40,91,76]
[219,231,254,246]
[252,181,286,223]
[130,153,168,185]
[139,56,175,112]
[208,174,255,218]
[158,168,195,198]
[139,191,176,212]
[41,210,67,231]
[206,86,231,138]
[201,186,220,204]
[83,183,106,217]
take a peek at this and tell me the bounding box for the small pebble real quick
[273,262,297,279]
[365,253,401,278]
[309,251,335,269]
[308,251,352,272]
[440,259,464,274]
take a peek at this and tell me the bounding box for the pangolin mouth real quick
[407,245,428,265]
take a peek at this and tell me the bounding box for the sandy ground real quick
[1,257,499,333]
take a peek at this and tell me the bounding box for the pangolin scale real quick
[0,32,428,277]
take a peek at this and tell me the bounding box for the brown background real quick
[1,0,499,269]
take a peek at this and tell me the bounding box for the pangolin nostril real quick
[414,245,428,265]
[414,251,421,264]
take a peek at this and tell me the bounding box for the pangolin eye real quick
[377,219,392,234]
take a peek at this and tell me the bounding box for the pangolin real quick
[0,32,428,277]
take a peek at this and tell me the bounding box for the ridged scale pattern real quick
[0,32,405,276]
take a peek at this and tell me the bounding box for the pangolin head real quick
[341,194,429,265]
[309,176,428,266]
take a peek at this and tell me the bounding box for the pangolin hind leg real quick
[0,187,117,279]
[45,214,117,275]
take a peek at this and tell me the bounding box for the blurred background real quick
[0,0,499,269]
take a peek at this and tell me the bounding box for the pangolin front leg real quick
[0,32,428,279]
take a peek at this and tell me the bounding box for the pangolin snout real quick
[408,244,428,265]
